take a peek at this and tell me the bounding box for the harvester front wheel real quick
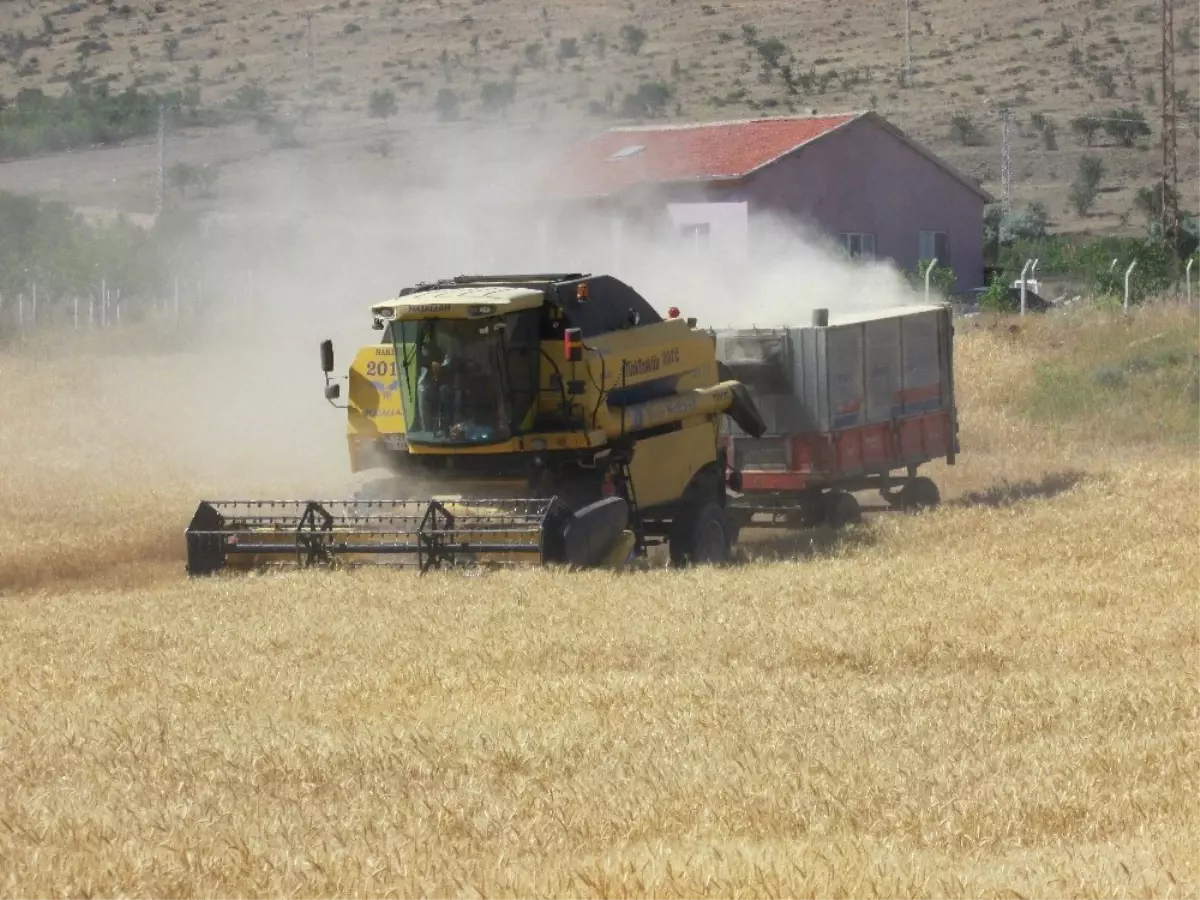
[669,500,733,567]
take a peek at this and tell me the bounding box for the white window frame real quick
[680,222,711,254]
[918,230,950,265]
[837,232,876,261]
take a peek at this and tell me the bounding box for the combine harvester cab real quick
[715,304,960,534]
[185,273,767,576]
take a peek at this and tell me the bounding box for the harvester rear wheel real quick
[669,500,733,567]
[823,490,861,529]
[895,476,941,512]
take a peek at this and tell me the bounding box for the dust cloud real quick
[11,117,932,501]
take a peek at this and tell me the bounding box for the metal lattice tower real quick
[1161,0,1179,256]
[1000,107,1013,209]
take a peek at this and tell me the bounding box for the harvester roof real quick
[371,285,543,321]
[370,273,666,337]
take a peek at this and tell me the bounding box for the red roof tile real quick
[541,112,862,199]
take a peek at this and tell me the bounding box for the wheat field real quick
[1,306,1197,898]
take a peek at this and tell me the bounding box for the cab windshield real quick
[392,312,539,445]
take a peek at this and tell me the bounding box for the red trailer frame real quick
[718,304,960,532]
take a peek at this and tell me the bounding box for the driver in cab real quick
[416,325,502,439]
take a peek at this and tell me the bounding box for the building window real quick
[918,230,950,265]
[837,232,876,261]
[680,222,711,251]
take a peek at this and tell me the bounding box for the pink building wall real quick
[741,116,988,292]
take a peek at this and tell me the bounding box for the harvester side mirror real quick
[320,339,334,373]
[324,384,341,400]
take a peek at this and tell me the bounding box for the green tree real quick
[755,37,787,68]
[1070,115,1100,146]
[949,114,986,146]
[620,81,671,119]
[978,272,1016,312]
[619,24,647,55]
[367,88,398,122]
[480,80,516,115]
[434,87,459,121]
[1070,154,1104,215]
[1102,107,1151,147]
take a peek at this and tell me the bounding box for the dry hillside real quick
[1,0,1197,232]
[1,303,1197,897]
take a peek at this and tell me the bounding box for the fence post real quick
[924,258,938,304]
[1123,260,1137,313]
[1020,258,1033,316]
[1187,258,1195,306]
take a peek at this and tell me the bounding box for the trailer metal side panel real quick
[712,303,957,493]
[864,317,902,424]
[825,324,865,431]
[899,310,942,415]
[798,327,824,433]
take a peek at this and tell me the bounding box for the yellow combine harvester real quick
[185,273,766,574]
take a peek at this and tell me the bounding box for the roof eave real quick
[546,173,746,202]
[737,111,866,179]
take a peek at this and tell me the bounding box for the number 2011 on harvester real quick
[365,361,398,376]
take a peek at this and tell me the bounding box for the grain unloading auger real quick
[185,273,767,576]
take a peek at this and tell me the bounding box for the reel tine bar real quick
[185,497,564,575]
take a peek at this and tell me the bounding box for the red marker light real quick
[667,306,680,319]
[564,327,583,362]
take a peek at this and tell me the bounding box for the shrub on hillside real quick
[0,83,217,160]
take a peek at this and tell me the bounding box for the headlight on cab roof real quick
[468,304,496,317]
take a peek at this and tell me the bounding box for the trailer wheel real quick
[896,476,941,512]
[669,500,733,567]
[823,490,861,529]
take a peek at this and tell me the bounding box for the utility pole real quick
[155,102,166,217]
[903,0,912,87]
[304,10,316,100]
[1160,0,1179,265]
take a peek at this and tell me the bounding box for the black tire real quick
[669,500,733,567]
[896,476,941,512]
[823,490,861,529]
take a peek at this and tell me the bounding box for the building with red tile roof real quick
[537,110,992,292]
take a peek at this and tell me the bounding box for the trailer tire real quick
[823,490,861,529]
[896,476,941,512]
[669,500,733,567]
